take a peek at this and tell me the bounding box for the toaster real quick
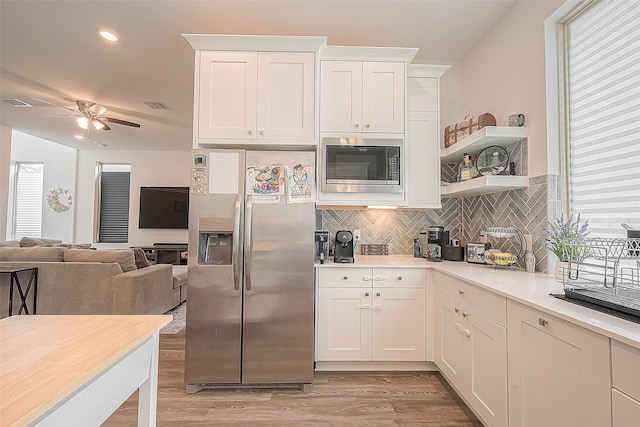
[466,242,490,264]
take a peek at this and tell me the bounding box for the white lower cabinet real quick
[611,340,640,426]
[316,267,426,362]
[435,287,507,427]
[507,301,611,427]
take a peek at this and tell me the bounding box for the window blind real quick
[566,0,640,238]
[13,163,44,239]
[98,170,130,243]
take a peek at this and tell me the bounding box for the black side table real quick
[0,267,38,316]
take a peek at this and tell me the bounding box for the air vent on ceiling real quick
[144,101,170,110]
[3,98,32,107]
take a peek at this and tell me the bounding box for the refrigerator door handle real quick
[233,194,242,291]
[244,195,253,291]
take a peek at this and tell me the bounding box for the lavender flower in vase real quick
[544,214,590,281]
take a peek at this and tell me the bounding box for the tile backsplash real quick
[317,173,553,273]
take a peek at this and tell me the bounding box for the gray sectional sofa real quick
[0,244,178,318]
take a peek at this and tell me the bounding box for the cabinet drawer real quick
[373,268,425,288]
[612,340,640,402]
[435,271,506,326]
[613,388,640,426]
[318,267,371,288]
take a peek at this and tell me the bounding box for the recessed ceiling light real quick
[99,29,118,42]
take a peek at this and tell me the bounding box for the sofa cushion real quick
[63,249,137,272]
[132,248,150,269]
[0,240,20,248]
[0,246,67,262]
[19,237,63,247]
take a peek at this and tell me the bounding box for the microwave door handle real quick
[244,195,253,291]
[232,194,242,291]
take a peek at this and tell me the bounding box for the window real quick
[563,0,640,238]
[12,163,44,239]
[97,164,131,243]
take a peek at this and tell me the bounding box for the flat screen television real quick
[139,187,189,229]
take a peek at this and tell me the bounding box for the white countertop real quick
[316,255,640,348]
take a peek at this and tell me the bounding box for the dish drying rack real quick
[562,238,640,318]
[483,226,525,268]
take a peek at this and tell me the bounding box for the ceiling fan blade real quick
[31,97,77,113]
[88,104,107,116]
[104,117,141,128]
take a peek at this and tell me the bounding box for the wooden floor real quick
[104,333,482,426]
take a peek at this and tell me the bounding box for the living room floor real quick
[103,333,482,426]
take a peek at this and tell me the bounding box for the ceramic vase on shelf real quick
[553,261,569,282]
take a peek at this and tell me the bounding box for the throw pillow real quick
[63,249,137,272]
[132,248,150,269]
[0,246,67,262]
[19,237,63,247]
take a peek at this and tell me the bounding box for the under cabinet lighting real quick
[367,205,398,210]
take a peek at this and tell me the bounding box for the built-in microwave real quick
[321,137,403,194]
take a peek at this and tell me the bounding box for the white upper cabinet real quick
[195,50,315,144]
[320,61,405,134]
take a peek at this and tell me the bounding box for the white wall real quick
[457,0,562,177]
[0,125,12,241]
[9,131,77,242]
[75,150,191,247]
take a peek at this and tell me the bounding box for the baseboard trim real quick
[314,361,437,372]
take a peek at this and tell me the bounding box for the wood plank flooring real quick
[103,334,482,426]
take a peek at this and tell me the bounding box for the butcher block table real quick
[0,315,171,426]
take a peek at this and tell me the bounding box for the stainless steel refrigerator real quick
[185,149,315,393]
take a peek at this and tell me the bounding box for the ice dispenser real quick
[198,217,235,265]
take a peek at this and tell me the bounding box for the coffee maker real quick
[315,231,329,264]
[424,226,449,261]
[334,230,354,263]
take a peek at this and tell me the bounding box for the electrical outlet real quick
[353,229,361,241]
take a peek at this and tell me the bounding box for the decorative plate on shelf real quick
[476,145,509,176]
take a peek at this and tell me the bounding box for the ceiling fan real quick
[33,97,141,131]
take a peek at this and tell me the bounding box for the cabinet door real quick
[198,51,257,139]
[613,389,640,427]
[320,61,362,133]
[435,292,466,390]
[465,307,507,427]
[257,52,315,141]
[372,287,426,361]
[316,287,372,361]
[406,111,440,208]
[362,62,405,133]
[507,301,611,427]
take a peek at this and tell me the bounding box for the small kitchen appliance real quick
[423,226,449,261]
[315,231,329,264]
[467,242,490,264]
[334,230,355,263]
[443,245,465,261]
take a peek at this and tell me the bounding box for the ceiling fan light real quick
[77,117,89,129]
[92,119,105,130]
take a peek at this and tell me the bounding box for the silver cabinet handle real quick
[233,194,242,291]
[376,292,381,297]
[462,329,471,337]
[342,276,349,280]
[354,123,360,128]
[365,292,369,297]
[454,308,460,313]
[259,130,264,135]
[244,196,253,291]
[248,130,253,135]
[539,318,549,327]
[397,276,403,280]
[462,312,469,318]
[365,124,370,128]
[458,290,465,295]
